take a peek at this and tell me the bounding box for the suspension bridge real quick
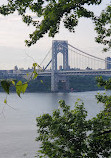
[38,40,111,92]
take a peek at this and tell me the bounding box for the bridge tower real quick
[51,40,69,92]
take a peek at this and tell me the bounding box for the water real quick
[0,91,106,158]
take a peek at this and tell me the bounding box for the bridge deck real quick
[38,69,111,76]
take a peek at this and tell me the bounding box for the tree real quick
[0,0,110,50]
[94,4,111,52]
[36,100,111,158]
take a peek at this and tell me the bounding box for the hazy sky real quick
[0,0,110,70]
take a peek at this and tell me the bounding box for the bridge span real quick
[38,69,111,77]
[38,40,111,92]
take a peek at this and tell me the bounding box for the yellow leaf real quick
[4,99,7,104]
[12,80,15,86]
[40,80,43,83]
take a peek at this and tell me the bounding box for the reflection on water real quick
[0,91,107,158]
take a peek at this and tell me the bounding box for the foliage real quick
[36,100,111,158]
[69,75,104,92]
[97,76,111,90]
[96,76,111,116]
[94,4,111,52]
[0,0,110,50]
[0,79,28,99]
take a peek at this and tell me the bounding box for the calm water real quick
[0,91,106,158]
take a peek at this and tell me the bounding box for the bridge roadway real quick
[38,69,111,76]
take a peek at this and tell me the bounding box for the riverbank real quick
[0,75,109,93]
[26,75,106,92]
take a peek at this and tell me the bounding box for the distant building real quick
[105,57,111,69]
[14,65,18,70]
[86,67,92,70]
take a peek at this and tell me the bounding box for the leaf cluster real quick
[0,79,28,97]
[0,0,107,47]
[36,100,111,158]
[96,76,111,113]
[94,4,111,51]
[96,76,111,90]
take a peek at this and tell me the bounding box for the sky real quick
[0,0,110,70]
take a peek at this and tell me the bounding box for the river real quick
[0,91,106,158]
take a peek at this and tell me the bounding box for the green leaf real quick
[22,83,28,93]
[33,63,37,67]
[4,98,7,104]
[33,72,38,79]
[11,80,15,86]
[16,81,28,97]
[40,80,43,84]
[16,81,22,97]
[1,80,11,94]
